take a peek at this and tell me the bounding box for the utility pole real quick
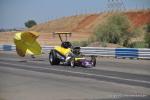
[107,0,126,13]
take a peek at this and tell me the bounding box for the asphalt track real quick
[0,52,150,100]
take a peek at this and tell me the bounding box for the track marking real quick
[0,61,150,85]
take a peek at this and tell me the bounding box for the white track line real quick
[0,61,150,85]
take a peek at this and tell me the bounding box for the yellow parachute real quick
[14,31,42,57]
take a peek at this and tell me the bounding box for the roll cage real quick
[52,32,72,42]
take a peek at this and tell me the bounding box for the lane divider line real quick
[1,61,150,85]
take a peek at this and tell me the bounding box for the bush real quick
[71,40,88,47]
[95,14,133,46]
[25,20,37,28]
[95,21,121,44]
[145,23,150,48]
[87,36,96,44]
[80,41,88,47]
[100,42,107,47]
[145,32,150,48]
[146,23,150,33]
[71,41,80,46]
[128,41,147,48]
[131,27,143,37]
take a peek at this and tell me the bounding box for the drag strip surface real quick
[0,53,150,88]
[0,52,150,100]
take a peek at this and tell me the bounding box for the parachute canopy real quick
[14,31,42,57]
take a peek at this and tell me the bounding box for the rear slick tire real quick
[49,50,60,65]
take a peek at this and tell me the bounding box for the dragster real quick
[49,32,96,68]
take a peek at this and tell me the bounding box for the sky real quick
[0,0,150,29]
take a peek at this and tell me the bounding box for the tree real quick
[24,20,37,28]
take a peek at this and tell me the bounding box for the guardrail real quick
[0,45,16,51]
[0,45,150,59]
[81,47,150,59]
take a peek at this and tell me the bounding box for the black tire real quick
[70,58,75,68]
[91,56,96,67]
[49,50,60,65]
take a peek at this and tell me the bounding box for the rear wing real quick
[52,32,72,42]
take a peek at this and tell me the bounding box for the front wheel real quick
[70,58,75,68]
[91,56,96,67]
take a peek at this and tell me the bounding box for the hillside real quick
[29,10,150,33]
[1,10,150,46]
[29,13,107,33]
[28,13,108,45]
[126,10,150,27]
[29,10,150,46]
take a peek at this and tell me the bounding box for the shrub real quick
[95,22,121,44]
[100,42,107,47]
[95,14,132,46]
[87,36,96,44]
[80,41,88,47]
[25,20,37,28]
[145,23,150,48]
[145,32,150,48]
[71,41,80,46]
[71,40,88,47]
[128,41,147,48]
[146,23,150,33]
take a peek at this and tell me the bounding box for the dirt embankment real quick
[29,10,150,33]
[1,10,150,45]
[126,10,150,27]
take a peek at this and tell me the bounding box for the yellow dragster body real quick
[54,46,71,57]
[54,46,85,61]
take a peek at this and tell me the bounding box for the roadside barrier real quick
[0,45,16,51]
[0,45,150,59]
